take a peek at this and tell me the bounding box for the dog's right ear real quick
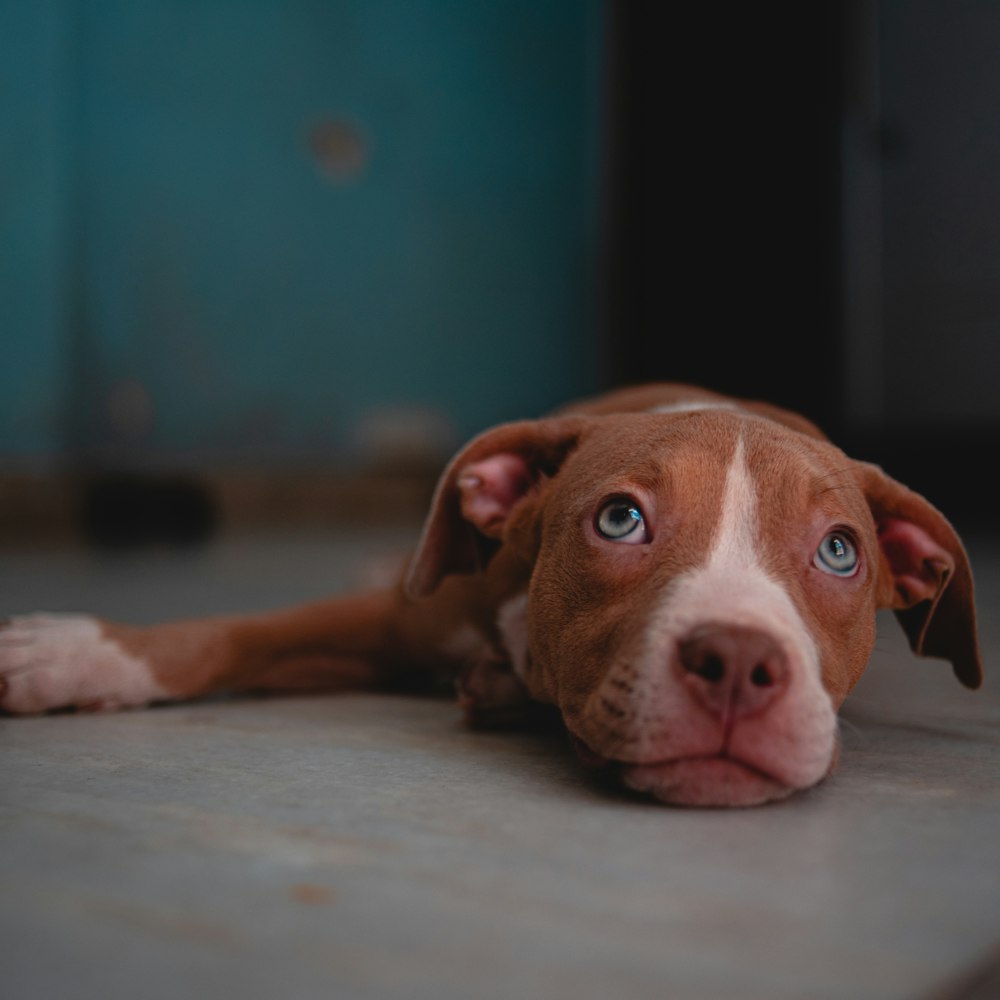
[403,417,588,599]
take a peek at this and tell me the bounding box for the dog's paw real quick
[0,614,165,715]
[455,658,534,729]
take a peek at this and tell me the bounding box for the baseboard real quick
[0,468,436,548]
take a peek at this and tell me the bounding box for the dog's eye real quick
[814,531,859,576]
[595,498,648,543]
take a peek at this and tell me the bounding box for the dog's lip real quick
[568,730,788,791]
[619,755,795,807]
[622,754,779,784]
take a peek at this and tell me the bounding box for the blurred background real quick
[2,0,998,549]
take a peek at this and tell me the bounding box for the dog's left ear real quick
[856,462,982,689]
[404,416,588,600]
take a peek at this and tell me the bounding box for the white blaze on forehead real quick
[712,434,760,571]
[649,435,822,680]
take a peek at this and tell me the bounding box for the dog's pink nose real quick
[676,625,789,720]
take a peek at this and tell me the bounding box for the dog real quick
[0,383,982,807]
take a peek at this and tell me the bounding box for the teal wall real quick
[1,0,603,467]
[0,1,76,459]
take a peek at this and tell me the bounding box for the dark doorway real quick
[601,3,845,437]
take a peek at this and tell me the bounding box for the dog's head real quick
[405,405,981,807]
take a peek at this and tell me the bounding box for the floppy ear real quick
[856,462,982,689]
[403,417,588,600]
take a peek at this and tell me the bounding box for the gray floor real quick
[2,527,1000,1000]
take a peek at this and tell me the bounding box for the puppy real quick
[0,383,982,807]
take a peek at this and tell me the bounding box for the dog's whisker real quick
[837,717,868,743]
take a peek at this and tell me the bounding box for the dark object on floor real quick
[78,473,219,549]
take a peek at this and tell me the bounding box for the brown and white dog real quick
[0,383,983,807]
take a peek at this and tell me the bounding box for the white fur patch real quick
[0,614,165,714]
[496,592,530,679]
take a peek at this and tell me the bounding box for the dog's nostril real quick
[677,626,790,720]
[695,655,725,684]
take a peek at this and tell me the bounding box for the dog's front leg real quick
[0,589,411,715]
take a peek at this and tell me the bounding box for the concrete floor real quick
[2,528,1000,1000]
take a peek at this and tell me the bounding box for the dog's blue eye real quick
[596,499,647,543]
[814,531,859,576]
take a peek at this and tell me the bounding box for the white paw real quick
[0,614,165,715]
